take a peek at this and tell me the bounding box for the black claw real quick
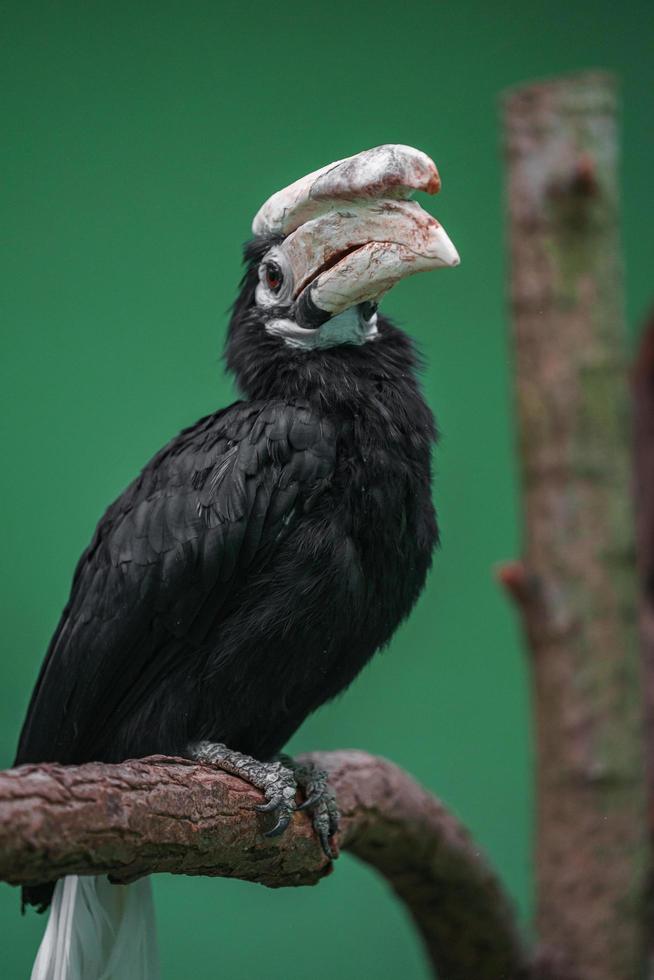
[255,797,281,813]
[264,810,293,837]
[318,828,335,860]
[296,790,322,811]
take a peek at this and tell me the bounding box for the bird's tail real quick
[31,875,160,980]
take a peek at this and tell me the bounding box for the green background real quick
[1,2,652,976]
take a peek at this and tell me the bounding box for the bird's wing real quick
[15,399,337,764]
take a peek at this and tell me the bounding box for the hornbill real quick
[16,144,459,979]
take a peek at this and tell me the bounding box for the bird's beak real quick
[252,145,459,329]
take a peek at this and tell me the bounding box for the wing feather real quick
[15,399,337,764]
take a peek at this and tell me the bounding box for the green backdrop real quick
[1,2,652,977]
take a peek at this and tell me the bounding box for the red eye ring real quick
[264,262,283,293]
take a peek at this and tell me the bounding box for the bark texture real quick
[634,315,654,800]
[503,72,649,979]
[0,751,530,980]
[633,315,654,979]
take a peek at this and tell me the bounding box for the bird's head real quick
[226,144,459,399]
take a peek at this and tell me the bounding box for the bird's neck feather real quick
[226,317,428,414]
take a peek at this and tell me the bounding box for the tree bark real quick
[632,313,654,977]
[0,751,531,980]
[633,314,654,801]
[502,72,649,979]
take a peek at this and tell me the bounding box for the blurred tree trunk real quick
[633,312,654,977]
[502,72,649,979]
[634,314,654,796]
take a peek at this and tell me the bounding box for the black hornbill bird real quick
[17,144,459,979]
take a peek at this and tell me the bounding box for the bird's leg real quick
[276,754,340,859]
[189,741,298,838]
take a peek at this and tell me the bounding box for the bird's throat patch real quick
[265,308,378,350]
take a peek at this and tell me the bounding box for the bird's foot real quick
[278,754,340,859]
[188,741,339,859]
[189,740,298,837]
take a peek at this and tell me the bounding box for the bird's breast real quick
[324,431,437,626]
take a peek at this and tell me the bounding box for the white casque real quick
[253,144,459,348]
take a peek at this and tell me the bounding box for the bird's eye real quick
[255,251,293,309]
[265,262,283,293]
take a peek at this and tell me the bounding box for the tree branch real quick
[0,751,531,980]
[502,72,649,979]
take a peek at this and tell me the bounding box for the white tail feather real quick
[31,875,160,980]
